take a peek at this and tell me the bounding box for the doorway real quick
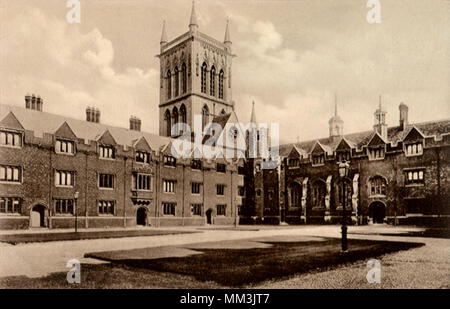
[136,207,147,226]
[205,208,213,225]
[369,201,386,224]
[31,205,46,228]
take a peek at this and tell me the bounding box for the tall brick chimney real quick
[399,102,408,131]
[25,94,43,111]
[95,108,101,123]
[25,94,31,109]
[129,116,141,131]
[86,107,100,123]
[86,107,92,122]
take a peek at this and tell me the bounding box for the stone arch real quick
[29,203,49,228]
[136,207,148,226]
[180,104,187,124]
[202,104,209,131]
[368,201,386,224]
[311,179,326,208]
[367,175,388,197]
[164,109,171,137]
[287,181,302,209]
[201,62,208,93]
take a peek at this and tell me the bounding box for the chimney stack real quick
[86,107,100,123]
[25,94,31,109]
[129,116,141,131]
[36,95,43,111]
[399,102,408,131]
[95,108,101,123]
[86,107,92,122]
[25,94,43,111]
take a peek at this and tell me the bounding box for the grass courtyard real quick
[0,235,424,288]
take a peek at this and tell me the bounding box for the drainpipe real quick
[154,159,159,227]
[202,163,205,225]
[48,148,52,229]
[123,156,127,228]
[436,147,441,217]
[85,151,88,229]
[182,164,185,226]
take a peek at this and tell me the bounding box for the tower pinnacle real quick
[250,101,257,124]
[189,0,198,33]
[160,20,168,45]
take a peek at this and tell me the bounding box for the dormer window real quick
[99,145,115,159]
[136,151,150,164]
[55,139,75,155]
[405,142,423,156]
[288,158,299,168]
[0,130,22,148]
[312,154,325,166]
[336,151,350,163]
[368,147,385,160]
[164,155,176,167]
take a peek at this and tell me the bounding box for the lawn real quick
[0,236,424,288]
[85,237,423,287]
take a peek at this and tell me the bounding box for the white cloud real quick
[0,6,159,133]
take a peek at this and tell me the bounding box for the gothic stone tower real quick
[158,1,234,138]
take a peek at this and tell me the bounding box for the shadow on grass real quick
[350,228,450,239]
[86,238,424,287]
[0,229,198,245]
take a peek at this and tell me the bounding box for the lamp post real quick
[74,191,79,233]
[338,161,350,252]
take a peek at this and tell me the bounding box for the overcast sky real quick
[0,0,449,144]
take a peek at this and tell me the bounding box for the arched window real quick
[182,63,187,94]
[288,183,301,209]
[202,105,209,131]
[210,66,216,96]
[218,70,224,99]
[370,176,387,196]
[312,181,326,208]
[164,109,171,137]
[201,63,207,94]
[167,70,172,100]
[337,181,352,207]
[180,104,187,124]
[174,67,179,97]
[172,107,179,135]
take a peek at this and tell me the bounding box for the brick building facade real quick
[241,100,450,226]
[0,4,245,230]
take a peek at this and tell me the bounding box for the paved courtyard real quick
[0,225,448,288]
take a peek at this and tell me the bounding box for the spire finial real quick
[334,93,338,117]
[160,20,168,45]
[379,94,382,110]
[189,0,198,32]
[250,100,257,124]
[224,18,231,44]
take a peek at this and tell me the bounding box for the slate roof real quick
[0,104,171,153]
[279,119,450,157]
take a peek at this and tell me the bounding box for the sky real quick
[0,0,449,144]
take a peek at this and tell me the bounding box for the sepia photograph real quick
[0,0,449,299]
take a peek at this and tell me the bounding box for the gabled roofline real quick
[367,131,387,147]
[402,125,425,141]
